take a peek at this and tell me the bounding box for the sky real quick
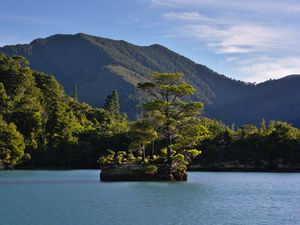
[0,0,299,83]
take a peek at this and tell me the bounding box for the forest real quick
[0,53,300,170]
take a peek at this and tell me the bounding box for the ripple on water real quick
[0,170,299,225]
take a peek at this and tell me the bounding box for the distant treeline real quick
[0,53,299,170]
[193,118,300,171]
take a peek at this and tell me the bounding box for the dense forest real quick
[193,118,300,171]
[0,53,128,168]
[0,53,300,170]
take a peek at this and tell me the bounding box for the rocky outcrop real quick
[100,163,187,181]
[0,161,13,170]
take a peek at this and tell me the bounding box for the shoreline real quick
[1,167,300,173]
[188,168,300,173]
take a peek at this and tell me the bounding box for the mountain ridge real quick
[1,33,299,126]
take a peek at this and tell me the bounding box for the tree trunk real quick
[150,141,155,160]
[167,134,172,163]
[142,145,146,163]
[139,142,146,163]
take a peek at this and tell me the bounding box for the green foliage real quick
[161,148,167,156]
[176,122,209,148]
[97,156,107,165]
[127,153,136,162]
[0,53,129,168]
[0,82,10,113]
[127,119,157,162]
[186,149,202,158]
[0,115,26,166]
[137,72,205,162]
[98,150,139,166]
[1,52,299,171]
[104,89,120,118]
[144,165,158,174]
[195,118,300,169]
[171,153,189,172]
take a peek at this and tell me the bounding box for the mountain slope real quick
[1,33,299,126]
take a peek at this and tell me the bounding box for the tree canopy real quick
[0,53,128,168]
[136,72,207,164]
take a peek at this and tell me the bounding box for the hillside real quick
[1,33,299,126]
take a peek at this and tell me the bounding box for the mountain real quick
[1,33,299,126]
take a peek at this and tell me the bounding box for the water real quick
[0,171,299,225]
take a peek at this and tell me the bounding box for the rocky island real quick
[100,162,187,181]
[99,72,205,181]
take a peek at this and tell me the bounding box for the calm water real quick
[0,171,299,225]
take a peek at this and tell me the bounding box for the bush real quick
[186,149,202,158]
[144,165,158,174]
[127,153,136,162]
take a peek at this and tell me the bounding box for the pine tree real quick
[138,72,207,162]
[104,94,112,111]
[104,89,120,118]
[111,89,120,117]
[260,118,267,131]
[72,83,78,102]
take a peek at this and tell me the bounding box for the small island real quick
[99,72,205,181]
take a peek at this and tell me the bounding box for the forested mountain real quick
[1,33,299,126]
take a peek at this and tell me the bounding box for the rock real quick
[100,162,187,181]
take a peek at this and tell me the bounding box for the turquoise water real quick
[0,171,299,225]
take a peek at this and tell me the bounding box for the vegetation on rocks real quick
[99,72,204,180]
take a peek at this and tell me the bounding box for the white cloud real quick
[160,10,300,54]
[150,0,205,7]
[238,57,300,82]
[163,12,215,22]
[147,1,300,81]
[173,23,299,54]
[149,0,300,14]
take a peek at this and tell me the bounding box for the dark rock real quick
[100,163,187,181]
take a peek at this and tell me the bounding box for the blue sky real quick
[0,0,299,82]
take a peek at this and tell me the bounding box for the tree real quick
[104,89,120,118]
[33,72,79,147]
[127,120,157,162]
[260,118,267,132]
[111,90,120,116]
[240,124,258,138]
[0,53,44,150]
[72,83,78,102]
[137,72,207,162]
[0,82,10,115]
[0,115,26,166]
